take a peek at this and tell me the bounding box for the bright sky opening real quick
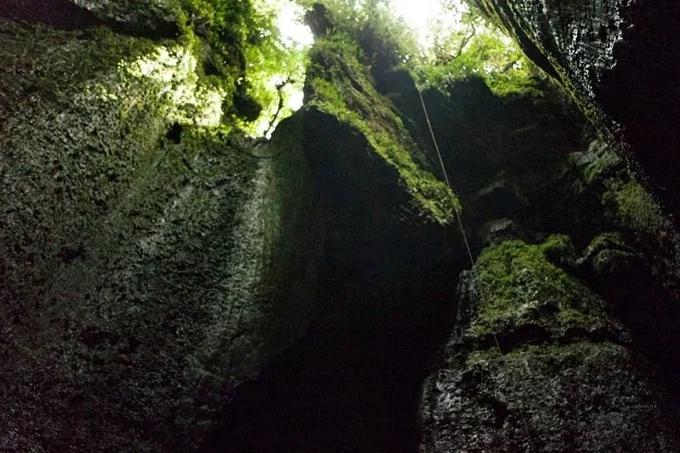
[390,0,467,50]
[273,0,468,55]
[276,1,315,49]
[260,0,471,137]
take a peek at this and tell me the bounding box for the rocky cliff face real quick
[472,0,680,222]
[201,26,464,453]
[412,3,680,450]
[0,11,320,452]
[2,1,680,452]
[419,237,679,452]
[414,63,680,451]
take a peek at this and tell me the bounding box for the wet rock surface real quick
[419,238,679,453]
[474,0,680,223]
[202,94,462,453]
[421,340,677,453]
[3,2,680,452]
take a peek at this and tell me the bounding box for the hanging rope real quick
[417,86,537,451]
[416,87,475,268]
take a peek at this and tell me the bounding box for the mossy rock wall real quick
[419,237,679,452]
[70,0,179,31]
[473,0,680,223]
[0,20,319,452]
[305,33,459,225]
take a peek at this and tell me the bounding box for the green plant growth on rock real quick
[0,15,324,448]
[177,0,268,87]
[172,0,312,133]
[471,237,613,336]
[602,179,670,237]
[295,0,539,98]
[0,23,155,102]
[36,0,313,136]
[0,21,229,308]
[306,33,459,224]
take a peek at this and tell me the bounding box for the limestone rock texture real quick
[0,16,320,452]
[2,1,680,452]
[201,27,464,453]
[409,20,680,449]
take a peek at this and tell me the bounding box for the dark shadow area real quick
[0,0,104,30]
[577,240,680,426]
[0,0,179,38]
[201,110,465,453]
[599,0,680,221]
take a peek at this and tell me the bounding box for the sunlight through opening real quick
[390,0,467,51]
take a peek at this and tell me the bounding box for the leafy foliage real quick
[410,2,541,96]
[414,29,541,96]
[177,0,311,134]
[296,0,541,97]
[297,0,420,62]
[178,0,267,88]
[239,0,312,136]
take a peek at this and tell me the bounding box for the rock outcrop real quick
[420,237,679,452]
[0,14,320,452]
[473,0,680,222]
[201,23,464,453]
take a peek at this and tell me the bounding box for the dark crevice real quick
[202,226,463,452]
[0,0,180,39]
[0,0,105,30]
[598,0,680,221]
[201,108,465,453]
[461,324,631,358]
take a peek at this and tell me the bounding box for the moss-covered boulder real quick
[463,237,624,342]
[419,236,678,452]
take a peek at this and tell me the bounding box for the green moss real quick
[585,232,627,254]
[540,233,576,268]
[178,0,260,77]
[471,237,610,336]
[602,179,669,236]
[0,20,235,307]
[465,340,618,369]
[473,0,613,130]
[0,23,156,100]
[306,34,459,224]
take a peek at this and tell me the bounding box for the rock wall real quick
[414,61,680,453]
[473,0,680,222]
[200,20,467,453]
[0,16,320,452]
[420,237,679,452]
[3,2,680,452]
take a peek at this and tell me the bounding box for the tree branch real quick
[263,76,293,138]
